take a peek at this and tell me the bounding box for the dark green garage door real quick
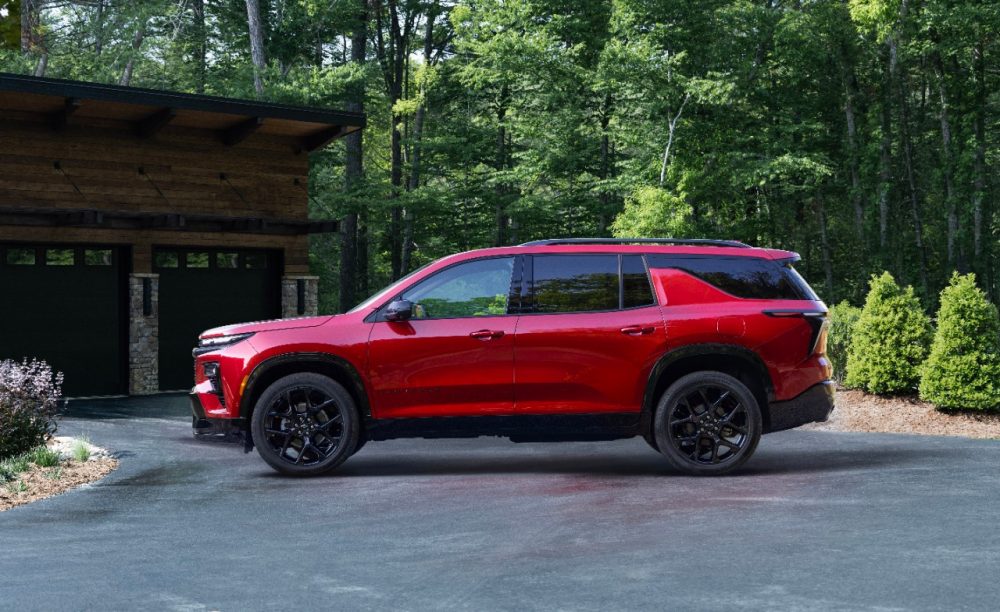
[0,244,126,397]
[155,248,281,391]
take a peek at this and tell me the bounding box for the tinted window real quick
[647,255,801,300]
[402,257,514,319]
[782,261,819,300]
[532,255,619,313]
[622,255,654,308]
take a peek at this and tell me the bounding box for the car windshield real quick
[347,260,436,314]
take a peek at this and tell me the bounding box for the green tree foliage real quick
[3,1,1000,311]
[845,273,931,394]
[919,273,1000,410]
[827,301,861,381]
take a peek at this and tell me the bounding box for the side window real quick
[401,257,514,319]
[531,255,619,313]
[622,255,654,308]
[647,255,801,300]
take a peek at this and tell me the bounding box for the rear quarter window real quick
[647,255,803,300]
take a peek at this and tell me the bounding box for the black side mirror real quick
[384,299,414,322]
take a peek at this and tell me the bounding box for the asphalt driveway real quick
[2,395,999,611]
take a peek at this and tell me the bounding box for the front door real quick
[367,256,519,418]
[513,254,665,414]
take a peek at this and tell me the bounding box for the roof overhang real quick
[0,207,338,235]
[0,72,365,152]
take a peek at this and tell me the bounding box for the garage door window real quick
[186,252,210,268]
[6,248,35,265]
[85,249,113,266]
[155,251,179,268]
[217,252,239,269]
[45,249,75,266]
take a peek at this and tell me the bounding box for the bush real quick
[919,273,1000,410]
[0,359,63,459]
[845,272,932,394]
[827,301,861,381]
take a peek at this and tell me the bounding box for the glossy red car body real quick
[190,240,834,474]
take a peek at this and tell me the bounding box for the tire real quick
[653,371,762,476]
[250,372,360,476]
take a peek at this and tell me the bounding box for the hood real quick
[200,315,335,339]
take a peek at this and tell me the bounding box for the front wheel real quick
[250,373,360,476]
[653,371,762,476]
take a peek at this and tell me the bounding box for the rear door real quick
[513,254,665,414]
[367,256,519,418]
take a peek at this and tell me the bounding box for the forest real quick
[1,0,998,314]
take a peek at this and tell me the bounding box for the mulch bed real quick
[803,389,1000,439]
[0,457,118,512]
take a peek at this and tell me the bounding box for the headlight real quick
[193,332,254,356]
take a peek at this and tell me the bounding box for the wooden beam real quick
[136,108,176,138]
[220,117,263,146]
[48,98,80,131]
[300,125,345,152]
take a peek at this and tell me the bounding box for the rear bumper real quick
[190,392,244,435]
[766,381,835,433]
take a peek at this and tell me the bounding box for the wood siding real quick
[0,111,313,274]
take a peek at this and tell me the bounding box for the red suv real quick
[190,238,833,476]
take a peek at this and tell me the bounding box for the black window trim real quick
[367,254,522,323]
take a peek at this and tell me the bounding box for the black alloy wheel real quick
[653,371,762,475]
[251,373,359,476]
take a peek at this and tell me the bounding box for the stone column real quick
[129,273,159,394]
[281,275,319,318]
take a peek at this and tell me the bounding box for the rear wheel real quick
[250,373,359,476]
[653,371,762,476]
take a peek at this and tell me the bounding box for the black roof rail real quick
[519,237,752,248]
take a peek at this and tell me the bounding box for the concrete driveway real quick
[2,395,999,611]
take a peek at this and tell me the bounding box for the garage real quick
[155,247,281,390]
[0,243,127,397]
[0,73,364,396]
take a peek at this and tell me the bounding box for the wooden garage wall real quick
[0,111,312,274]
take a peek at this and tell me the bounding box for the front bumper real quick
[766,381,835,433]
[190,392,245,436]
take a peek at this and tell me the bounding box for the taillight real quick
[812,319,829,356]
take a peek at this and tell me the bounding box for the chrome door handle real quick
[620,326,654,336]
[470,329,504,340]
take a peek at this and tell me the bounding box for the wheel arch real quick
[642,344,775,432]
[239,352,371,423]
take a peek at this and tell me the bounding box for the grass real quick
[71,439,91,462]
[29,446,60,468]
[43,467,63,481]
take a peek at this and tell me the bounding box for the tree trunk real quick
[119,23,145,86]
[245,0,267,98]
[95,0,106,56]
[375,0,412,280]
[972,39,989,296]
[401,6,436,275]
[598,93,612,235]
[20,0,32,53]
[876,40,894,252]
[340,0,367,312]
[33,53,47,77]
[932,51,959,266]
[841,60,864,241]
[815,191,834,298]
[899,71,930,296]
[192,0,207,94]
[494,94,508,247]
